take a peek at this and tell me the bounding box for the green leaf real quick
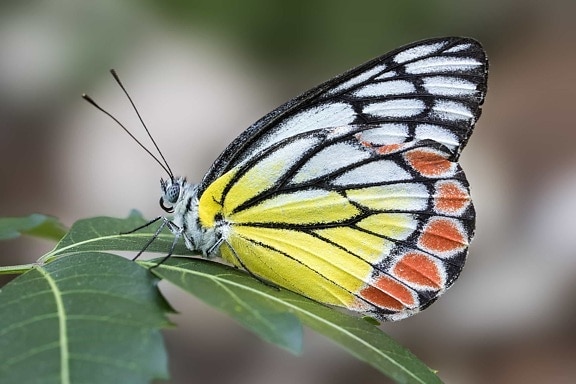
[151,257,443,384]
[44,213,190,262]
[153,258,304,354]
[0,214,67,241]
[0,252,172,384]
[6,214,442,384]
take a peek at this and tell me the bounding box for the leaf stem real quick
[0,263,36,275]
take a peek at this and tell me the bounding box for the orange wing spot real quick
[434,181,470,214]
[356,135,405,155]
[357,139,373,148]
[376,143,403,154]
[405,149,453,177]
[419,218,467,254]
[360,275,416,311]
[393,252,443,290]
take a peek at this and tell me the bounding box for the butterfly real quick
[86,37,488,321]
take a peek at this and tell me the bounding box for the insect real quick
[84,37,488,321]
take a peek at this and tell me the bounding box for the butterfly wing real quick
[199,37,487,194]
[196,37,487,320]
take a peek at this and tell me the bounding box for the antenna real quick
[109,69,174,177]
[82,70,174,178]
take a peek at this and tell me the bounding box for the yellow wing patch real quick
[198,168,237,227]
[221,226,372,306]
[346,183,429,211]
[313,227,393,264]
[231,189,360,225]
[356,213,417,241]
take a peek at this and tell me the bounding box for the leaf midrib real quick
[41,232,175,262]
[36,265,70,384]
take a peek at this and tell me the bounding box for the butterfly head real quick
[159,177,187,213]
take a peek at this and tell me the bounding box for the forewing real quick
[199,36,488,195]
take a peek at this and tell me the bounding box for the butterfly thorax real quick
[159,177,221,257]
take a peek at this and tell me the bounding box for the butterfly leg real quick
[206,237,223,258]
[149,224,182,269]
[130,217,167,261]
[120,216,163,235]
[128,217,182,270]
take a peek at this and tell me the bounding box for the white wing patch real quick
[363,99,425,118]
[444,43,473,53]
[291,142,371,184]
[355,124,409,144]
[414,124,459,150]
[375,71,397,80]
[432,100,474,121]
[270,102,354,143]
[331,160,410,187]
[405,56,483,74]
[422,76,478,97]
[352,80,416,98]
[393,41,447,63]
[328,64,387,95]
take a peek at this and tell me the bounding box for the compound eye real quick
[166,184,180,204]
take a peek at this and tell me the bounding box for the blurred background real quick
[1,1,575,383]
